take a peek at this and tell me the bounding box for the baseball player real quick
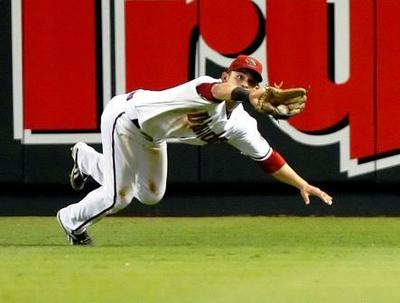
[57,55,333,245]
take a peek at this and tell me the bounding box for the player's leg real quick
[96,113,168,211]
[60,118,154,234]
[58,95,136,240]
[71,142,105,186]
[132,139,168,206]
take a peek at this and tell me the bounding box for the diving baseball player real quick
[57,55,333,245]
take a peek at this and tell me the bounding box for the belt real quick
[131,118,153,141]
[126,91,153,141]
[131,118,141,129]
[126,91,140,128]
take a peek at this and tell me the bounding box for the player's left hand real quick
[251,85,307,119]
[299,183,333,205]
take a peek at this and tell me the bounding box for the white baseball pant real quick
[58,94,168,234]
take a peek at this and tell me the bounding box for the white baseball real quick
[277,104,289,115]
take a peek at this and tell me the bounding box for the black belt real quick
[126,91,152,141]
[127,91,140,129]
[130,118,153,141]
[131,118,140,129]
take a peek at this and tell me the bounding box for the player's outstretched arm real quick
[271,163,333,206]
[211,83,266,107]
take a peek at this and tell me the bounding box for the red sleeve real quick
[257,149,286,174]
[196,83,221,102]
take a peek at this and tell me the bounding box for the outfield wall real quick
[1,0,399,193]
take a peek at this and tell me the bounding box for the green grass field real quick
[0,216,399,303]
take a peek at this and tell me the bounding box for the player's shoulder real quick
[192,75,221,85]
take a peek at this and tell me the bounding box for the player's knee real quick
[136,189,165,206]
[135,180,166,205]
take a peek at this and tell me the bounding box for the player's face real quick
[225,70,259,90]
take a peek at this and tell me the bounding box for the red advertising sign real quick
[15,0,400,176]
[23,0,99,131]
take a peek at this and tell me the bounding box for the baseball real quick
[277,104,289,115]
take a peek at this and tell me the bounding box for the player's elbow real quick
[257,149,286,174]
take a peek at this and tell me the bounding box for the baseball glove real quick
[254,85,307,119]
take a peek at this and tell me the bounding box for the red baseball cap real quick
[227,55,263,82]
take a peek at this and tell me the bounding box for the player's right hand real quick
[299,183,333,206]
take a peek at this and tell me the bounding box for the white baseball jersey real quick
[125,76,271,161]
[59,76,273,235]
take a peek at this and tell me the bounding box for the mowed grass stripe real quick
[0,217,399,303]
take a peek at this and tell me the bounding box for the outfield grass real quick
[0,216,399,303]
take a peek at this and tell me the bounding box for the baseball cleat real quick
[69,142,88,191]
[56,211,93,246]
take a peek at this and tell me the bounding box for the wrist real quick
[296,180,309,191]
[231,87,250,103]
